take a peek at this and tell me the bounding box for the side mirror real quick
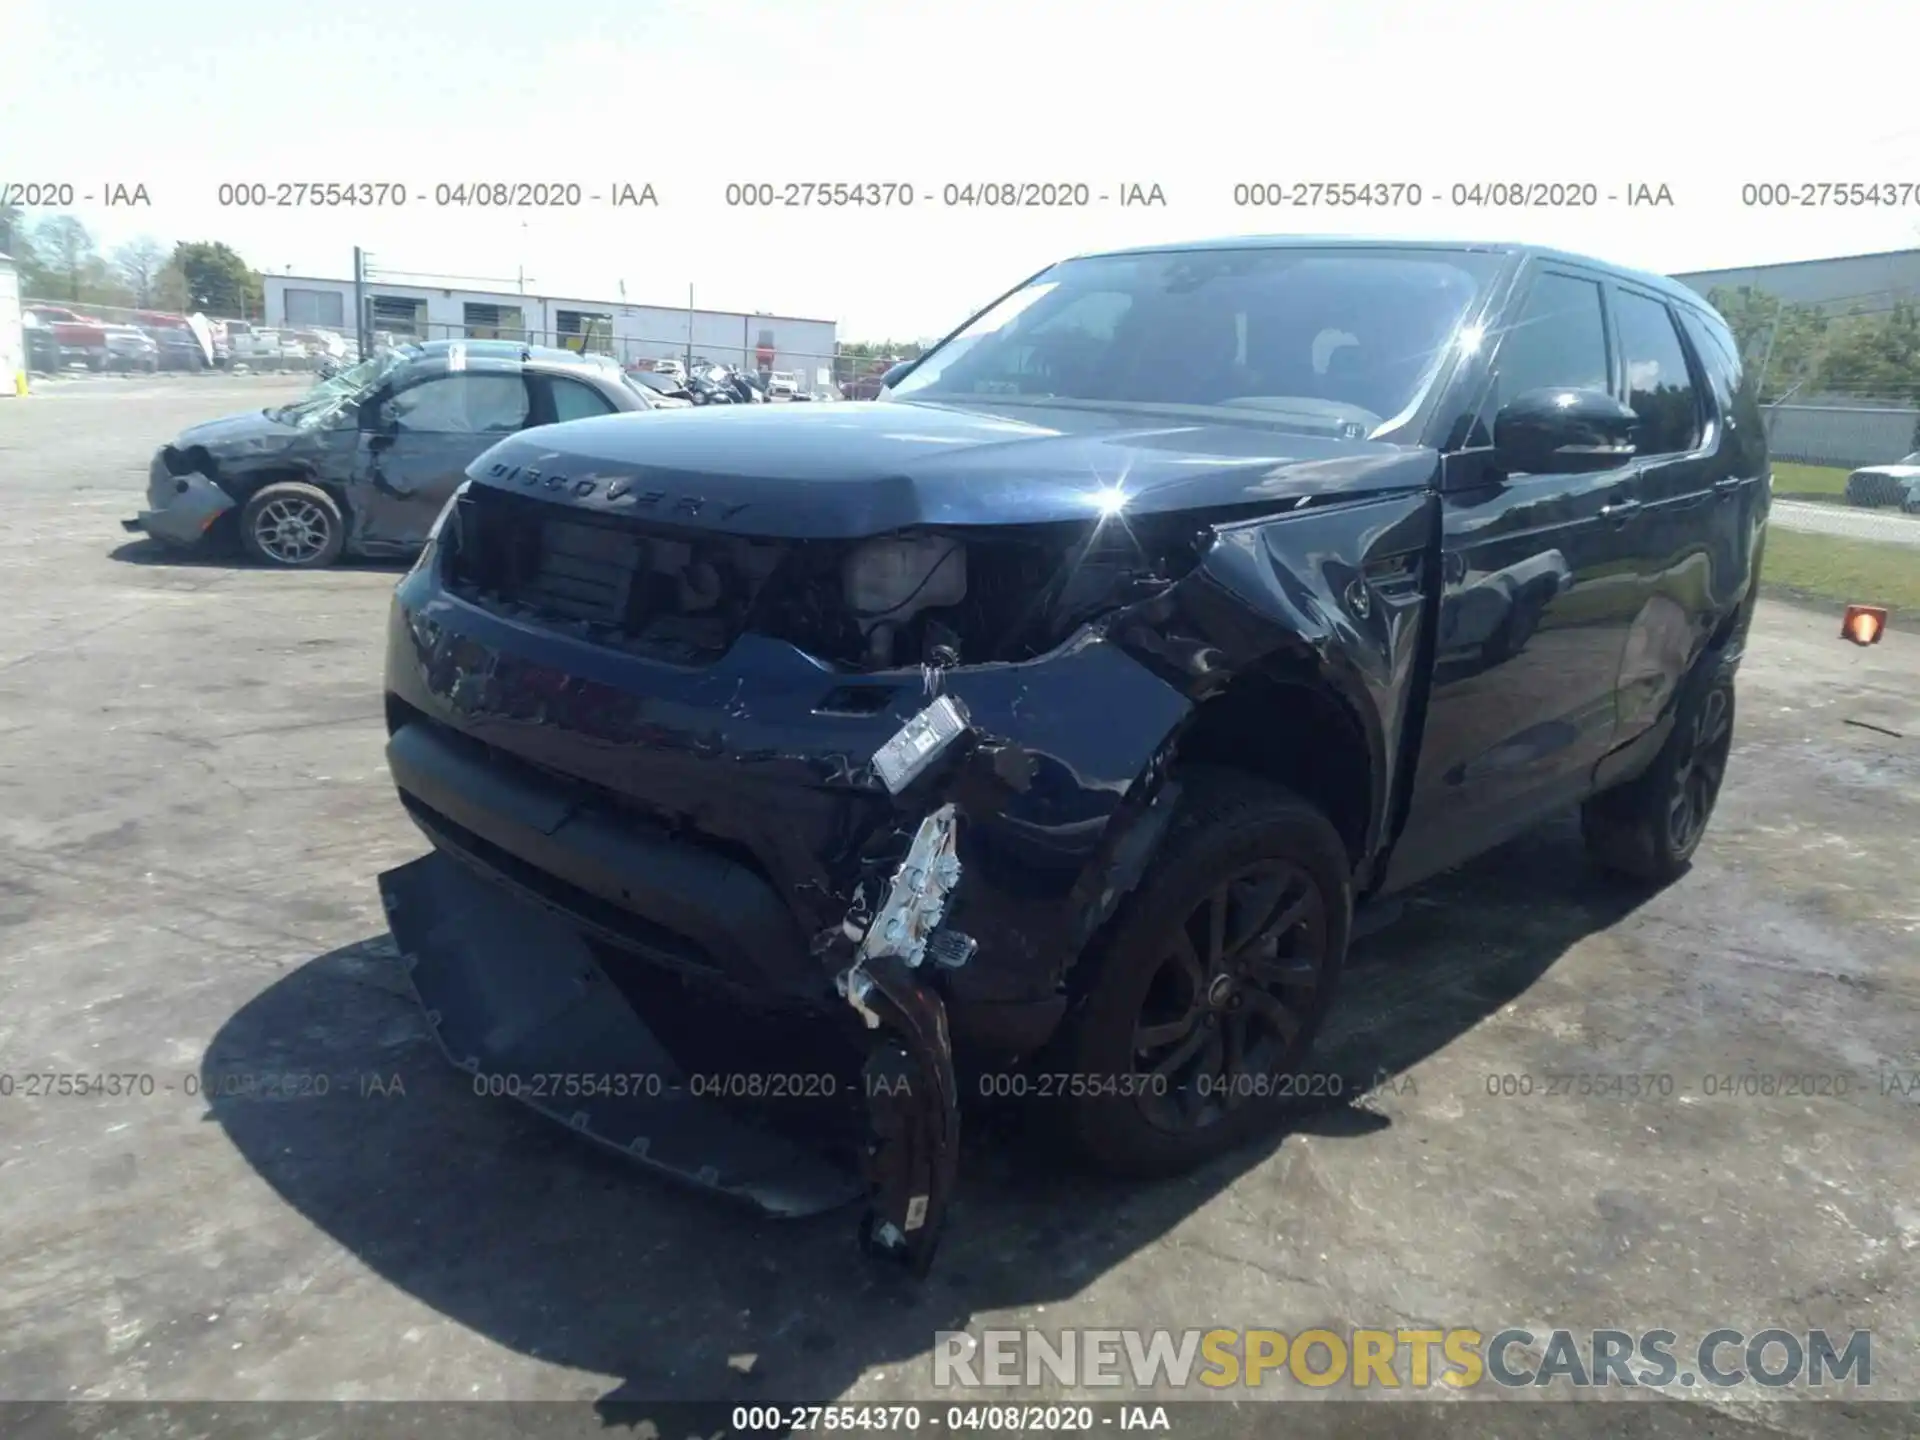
[1493,387,1639,475]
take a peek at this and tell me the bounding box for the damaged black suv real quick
[377,237,1768,1272]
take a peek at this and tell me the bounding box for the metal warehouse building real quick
[1672,247,1920,314]
[0,252,23,395]
[261,274,840,387]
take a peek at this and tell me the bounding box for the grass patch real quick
[1761,528,1920,617]
[1771,461,1851,501]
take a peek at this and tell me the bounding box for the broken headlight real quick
[760,516,1210,672]
[843,535,967,639]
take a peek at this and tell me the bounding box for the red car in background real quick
[27,306,110,370]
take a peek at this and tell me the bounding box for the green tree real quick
[171,240,264,317]
[115,237,170,307]
[0,202,24,256]
[1815,302,1920,404]
[30,215,98,301]
[1706,285,1828,400]
[153,258,191,312]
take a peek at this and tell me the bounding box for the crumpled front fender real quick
[136,468,239,546]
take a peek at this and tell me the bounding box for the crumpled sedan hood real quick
[465,398,1439,538]
[172,409,308,455]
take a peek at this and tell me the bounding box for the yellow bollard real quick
[12,370,26,397]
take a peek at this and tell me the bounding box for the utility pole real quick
[353,247,368,358]
[686,283,696,370]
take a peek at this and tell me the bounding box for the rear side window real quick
[1612,290,1702,456]
[549,376,618,421]
[1491,272,1611,410]
[1677,306,1767,472]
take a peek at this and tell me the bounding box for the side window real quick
[1491,272,1611,410]
[388,375,530,434]
[549,377,617,422]
[1678,307,1765,471]
[1612,290,1702,456]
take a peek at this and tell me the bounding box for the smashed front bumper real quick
[123,452,236,545]
[379,570,1197,1273]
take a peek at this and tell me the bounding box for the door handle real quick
[1599,498,1641,523]
[1713,476,1745,498]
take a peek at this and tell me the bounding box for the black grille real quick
[445,485,791,663]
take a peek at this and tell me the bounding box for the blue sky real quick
[5,0,1918,338]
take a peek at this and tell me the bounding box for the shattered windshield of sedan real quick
[887,247,1500,438]
[269,347,418,428]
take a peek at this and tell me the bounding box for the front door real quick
[356,370,534,549]
[1387,266,1646,890]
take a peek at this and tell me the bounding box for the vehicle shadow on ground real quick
[203,809,1646,1412]
[106,537,409,574]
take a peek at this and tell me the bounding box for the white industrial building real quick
[261,274,840,387]
[1672,247,1920,315]
[0,252,23,394]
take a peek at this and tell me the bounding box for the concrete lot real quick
[1,382,1916,1430]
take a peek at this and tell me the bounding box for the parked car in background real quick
[229,328,308,368]
[371,235,1770,1275]
[125,340,655,567]
[1844,452,1920,511]
[623,369,695,407]
[630,357,689,385]
[27,306,110,370]
[291,329,350,366]
[103,326,160,373]
[212,319,252,368]
[149,327,212,371]
[21,311,63,374]
[767,370,797,400]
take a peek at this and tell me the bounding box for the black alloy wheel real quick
[1049,769,1352,1176]
[1664,680,1733,857]
[1132,859,1331,1134]
[1582,662,1737,884]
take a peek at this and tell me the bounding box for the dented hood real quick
[466,397,1439,538]
[172,408,309,456]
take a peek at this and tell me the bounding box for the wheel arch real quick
[1165,656,1381,873]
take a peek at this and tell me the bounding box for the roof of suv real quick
[1069,234,1714,317]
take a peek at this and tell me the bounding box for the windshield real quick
[888,246,1499,436]
[269,348,415,428]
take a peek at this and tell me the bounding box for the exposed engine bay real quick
[440,479,1219,671]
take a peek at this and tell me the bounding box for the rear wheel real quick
[1052,769,1352,1177]
[239,482,346,568]
[1582,663,1736,884]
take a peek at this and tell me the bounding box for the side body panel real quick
[1386,260,1644,889]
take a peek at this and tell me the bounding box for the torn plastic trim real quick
[852,954,961,1276]
[135,470,241,546]
[831,704,986,1275]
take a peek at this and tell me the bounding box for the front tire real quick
[239,482,346,568]
[1581,662,1736,884]
[1052,768,1352,1178]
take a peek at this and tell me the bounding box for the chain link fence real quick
[19,299,901,396]
[1762,390,1920,526]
